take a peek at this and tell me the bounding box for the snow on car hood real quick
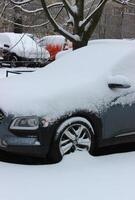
[0,41,135,119]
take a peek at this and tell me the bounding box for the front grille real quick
[0,111,4,124]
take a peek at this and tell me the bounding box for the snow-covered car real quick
[27,33,40,43]
[56,39,134,60]
[56,48,72,60]
[38,35,72,61]
[0,40,135,163]
[0,32,50,67]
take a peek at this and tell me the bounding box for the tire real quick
[10,55,18,68]
[48,117,95,163]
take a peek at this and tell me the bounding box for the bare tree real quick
[0,0,108,50]
[40,0,108,49]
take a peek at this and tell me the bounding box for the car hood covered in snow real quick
[0,40,135,119]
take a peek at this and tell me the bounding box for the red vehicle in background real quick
[38,35,72,61]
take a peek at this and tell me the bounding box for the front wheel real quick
[48,117,95,163]
[10,55,18,68]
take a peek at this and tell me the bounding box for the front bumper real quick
[0,115,51,158]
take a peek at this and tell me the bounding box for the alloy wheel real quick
[10,56,17,67]
[59,123,91,156]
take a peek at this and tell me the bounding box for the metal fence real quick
[6,70,35,77]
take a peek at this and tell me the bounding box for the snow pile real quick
[0,32,50,59]
[38,35,66,47]
[0,41,135,119]
[0,151,135,200]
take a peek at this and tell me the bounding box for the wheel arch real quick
[48,110,102,155]
[10,53,19,60]
[56,110,102,139]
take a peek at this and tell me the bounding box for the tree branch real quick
[82,0,107,42]
[0,4,64,28]
[0,16,51,28]
[0,2,10,17]
[40,0,79,43]
[9,2,63,14]
[112,0,128,5]
[80,0,108,29]
[62,0,76,17]
[85,0,96,18]
[9,0,34,5]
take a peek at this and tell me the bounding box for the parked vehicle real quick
[38,35,72,61]
[0,40,135,163]
[0,53,3,67]
[56,39,133,60]
[0,32,50,67]
[27,33,40,43]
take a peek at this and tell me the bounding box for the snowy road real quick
[0,151,134,200]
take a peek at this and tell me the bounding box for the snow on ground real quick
[0,151,135,200]
[0,68,7,79]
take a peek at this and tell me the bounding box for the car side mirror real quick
[108,75,131,89]
[4,44,10,48]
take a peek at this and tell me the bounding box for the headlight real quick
[10,116,39,131]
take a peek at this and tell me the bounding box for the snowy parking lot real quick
[0,151,135,200]
[0,67,135,200]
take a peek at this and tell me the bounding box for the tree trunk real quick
[14,15,23,33]
[73,40,88,50]
[14,1,23,33]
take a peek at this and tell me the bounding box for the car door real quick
[102,62,135,140]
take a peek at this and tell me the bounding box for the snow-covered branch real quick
[85,0,96,18]
[81,0,107,44]
[1,16,51,28]
[0,2,10,17]
[10,6,43,14]
[80,0,108,29]
[113,0,135,7]
[62,0,76,17]
[0,3,64,28]
[9,0,34,5]
[40,0,79,43]
[9,2,63,15]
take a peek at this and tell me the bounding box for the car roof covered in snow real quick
[0,40,135,117]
